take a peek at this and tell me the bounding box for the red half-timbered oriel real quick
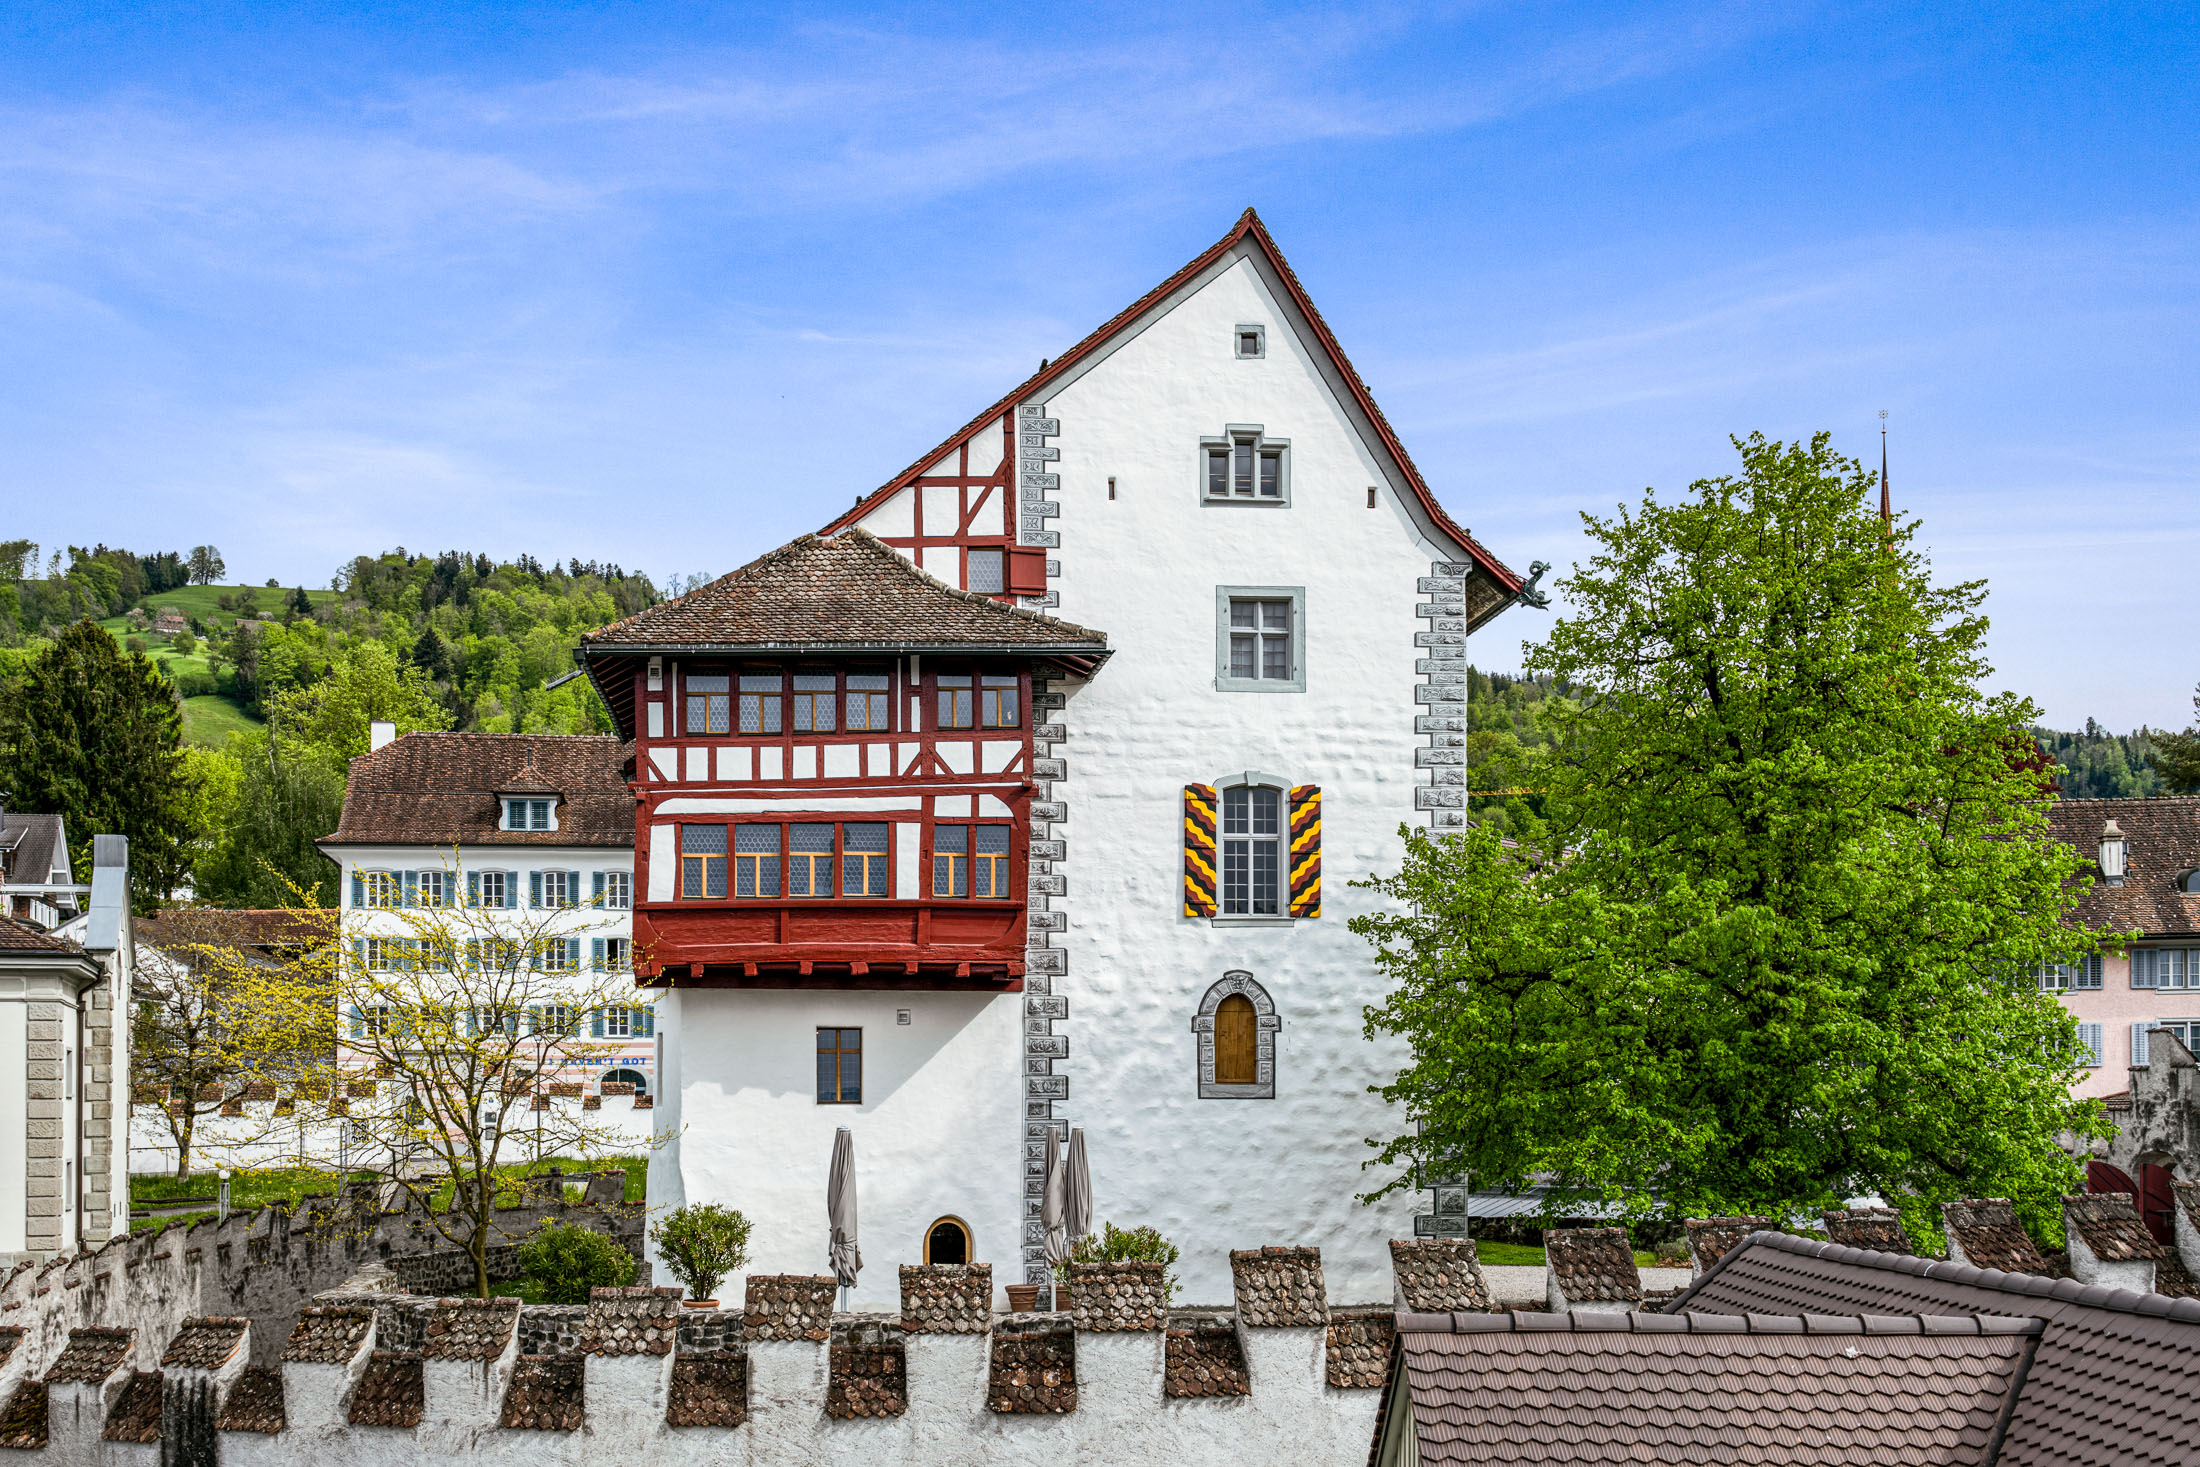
[579,530,1109,992]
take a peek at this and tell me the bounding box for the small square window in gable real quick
[1234,324,1266,359]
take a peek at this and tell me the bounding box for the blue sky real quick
[2,2,2193,730]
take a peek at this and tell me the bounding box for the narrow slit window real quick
[792,673,837,732]
[789,823,836,897]
[734,824,782,898]
[686,674,731,734]
[1259,449,1282,498]
[1207,449,1229,498]
[973,826,1011,898]
[1233,439,1255,497]
[817,1027,862,1104]
[932,826,969,897]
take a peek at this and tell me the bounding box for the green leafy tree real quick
[187,545,225,585]
[2150,684,2200,793]
[1355,433,2108,1241]
[0,620,196,905]
[263,641,449,759]
[192,734,346,907]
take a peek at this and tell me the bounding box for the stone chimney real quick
[2062,1193,2162,1292]
[370,721,397,752]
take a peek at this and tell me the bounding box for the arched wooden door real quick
[1215,995,1258,1085]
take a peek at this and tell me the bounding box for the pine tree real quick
[0,620,196,907]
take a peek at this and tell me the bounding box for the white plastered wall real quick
[1036,252,1452,1305]
[671,989,1022,1311]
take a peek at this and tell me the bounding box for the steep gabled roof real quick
[581,529,1108,654]
[1671,1229,2200,1467]
[821,209,1521,594]
[2049,795,2200,937]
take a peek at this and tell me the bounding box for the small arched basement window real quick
[1192,971,1280,1099]
[926,1216,972,1265]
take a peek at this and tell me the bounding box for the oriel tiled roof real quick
[323,733,632,849]
[1389,1240,1494,1314]
[1163,1313,1251,1398]
[2049,796,2200,937]
[1672,1230,2200,1467]
[1544,1228,1642,1305]
[0,916,83,954]
[581,530,1108,654]
[1382,1308,2037,1467]
[666,1352,748,1428]
[0,1383,47,1449]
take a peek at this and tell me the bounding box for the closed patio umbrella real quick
[1064,1127,1092,1248]
[828,1127,861,1308]
[1041,1124,1070,1267]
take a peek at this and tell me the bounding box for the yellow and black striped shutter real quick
[1183,784,1219,917]
[1288,785,1321,917]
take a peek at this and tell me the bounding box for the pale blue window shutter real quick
[637,1005,654,1038]
[566,938,581,970]
[526,1005,542,1035]
[591,938,605,972]
[567,871,581,908]
[530,871,543,908]
[348,1003,363,1039]
[2133,1024,2152,1066]
[2133,950,2155,989]
[402,871,417,908]
[351,873,364,908]
[467,871,479,906]
[594,871,606,903]
[591,1008,605,1038]
[2078,1022,2103,1066]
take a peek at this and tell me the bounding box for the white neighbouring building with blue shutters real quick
[587,210,1531,1309]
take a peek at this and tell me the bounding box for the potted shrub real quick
[517,1221,637,1305]
[1054,1222,1182,1302]
[650,1202,753,1307]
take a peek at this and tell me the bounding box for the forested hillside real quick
[0,541,667,905]
[2033,722,2165,799]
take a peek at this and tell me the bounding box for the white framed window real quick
[532,870,578,909]
[359,871,399,909]
[2133,949,2197,989]
[604,1006,632,1039]
[1201,426,1289,504]
[413,870,448,909]
[2037,956,2103,991]
[595,871,633,910]
[472,870,512,910]
[1214,587,1305,693]
[504,799,554,831]
[363,937,395,971]
[536,937,580,973]
[534,1004,574,1037]
[1221,785,1283,917]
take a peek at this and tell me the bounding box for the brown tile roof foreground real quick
[421,1296,519,1360]
[2048,795,2200,937]
[583,530,1108,653]
[1682,1215,1770,1273]
[45,1327,133,1383]
[1379,1308,2038,1467]
[162,1315,249,1369]
[499,1356,582,1431]
[1544,1227,1641,1304]
[666,1352,748,1428]
[347,1352,424,1428]
[323,733,632,849]
[138,908,336,952]
[1823,1205,1916,1254]
[99,1372,163,1444]
[1672,1230,2200,1467]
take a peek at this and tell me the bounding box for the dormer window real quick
[505,799,554,832]
[1202,426,1288,504]
[2181,870,2200,895]
[2099,818,2127,887]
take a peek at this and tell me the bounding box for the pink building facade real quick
[2045,796,2200,1099]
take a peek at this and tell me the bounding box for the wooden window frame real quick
[930,822,1014,902]
[734,824,783,898]
[817,1026,863,1105]
[680,824,728,900]
[788,823,837,898]
[685,672,732,735]
[925,1215,973,1265]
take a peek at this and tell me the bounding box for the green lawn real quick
[129,1153,648,1230]
[181,695,260,747]
[1466,1240,1676,1268]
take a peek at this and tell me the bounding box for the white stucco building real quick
[582,211,1528,1309]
